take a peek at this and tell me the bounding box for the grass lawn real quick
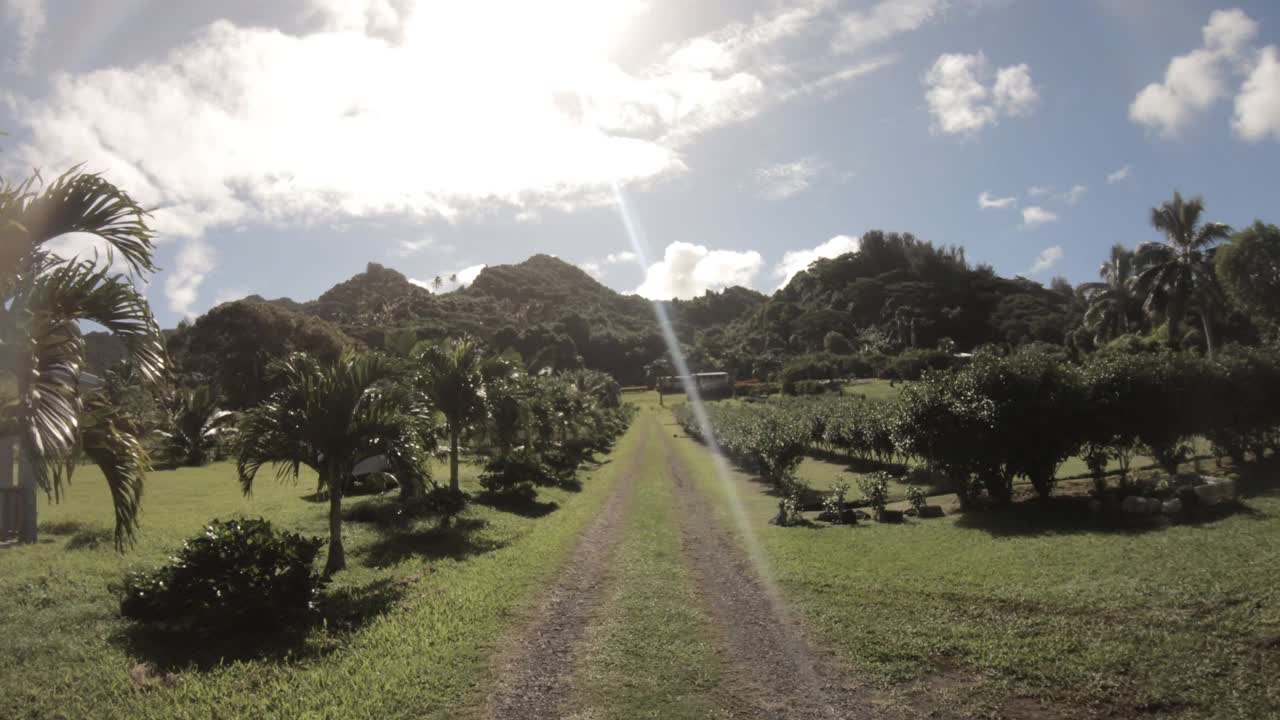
[664,401,1280,717]
[0,428,636,719]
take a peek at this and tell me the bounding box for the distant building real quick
[657,372,734,400]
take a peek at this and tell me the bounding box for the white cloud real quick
[5,0,900,315]
[992,63,1038,116]
[1106,164,1133,184]
[1027,245,1063,275]
[1027,185,1053,197]
[165,239,215,318]
[752,156,825,200]
[1130,8,1260,138]
[978,191,1016,209]
[2,0,45,71]
[834,0,947,53]
[1058,183,1088,205]
[394,237,435,257]
[604,251,637,264]
[579,261,603,279]
[924,52,1038,135]
[409,263,486,293]
[635,242,763,300]
[1233,45,1280,142]
[1020,206,1058,228]
[773,234,861,290]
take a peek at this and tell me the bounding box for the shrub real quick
[857,472,890,518]
[905,485,928,514]
[819,479,854,524]
[121,518,325,634]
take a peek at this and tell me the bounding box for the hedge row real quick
[678,345,1280,508]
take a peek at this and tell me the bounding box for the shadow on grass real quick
[955,495,1260,538]
[358,517,503,567]
[473,491,560,518]
[115,577,407,673]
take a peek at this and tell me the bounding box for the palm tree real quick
[0,169,165,548]
[1134,192,1231,353]
[1081,244,1139,342]
[236,352,434,574]
[158,384,235,466]
[414,337,484,492]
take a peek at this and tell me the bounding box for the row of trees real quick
[0,166,632,575]
[677,345,1280,512]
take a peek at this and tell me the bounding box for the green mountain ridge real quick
[84,234,1081,400]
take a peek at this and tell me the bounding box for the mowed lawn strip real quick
[665,400,1280,717]
[575,406,722,720]
[1,418,643,720]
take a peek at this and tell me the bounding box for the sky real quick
[2,0,1278,328]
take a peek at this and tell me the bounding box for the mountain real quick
[109,236,1077,405]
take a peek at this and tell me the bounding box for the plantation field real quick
[0,437,633,719]
[659,392,1280,717]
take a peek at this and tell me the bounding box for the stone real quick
[1162,498,1183,515]
[917,505,945,519]
[876,509,905,524]
[1121,495,1142,514]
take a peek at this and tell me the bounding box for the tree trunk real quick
[1201,311,1217,356]
[1166,315,1183,351]
[17,441,37,545]
[449,426,460,493]
[324,471,345,575]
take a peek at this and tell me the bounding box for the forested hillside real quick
[106,227,1260,403]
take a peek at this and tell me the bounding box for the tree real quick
[1134,192,1231,353]
[414,337,485,492]
[236,352,434,574]
[1081,244,1139,342]
[1216,221,1280,330]
[158,384,234,466]
[0,169,165,547]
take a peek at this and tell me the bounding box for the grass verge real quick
[0,426,637,719]
[662,394,1280,718]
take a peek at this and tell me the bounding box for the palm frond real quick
[0,169,156,279]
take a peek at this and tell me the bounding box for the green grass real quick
[841,378,901,402]
[575,405,722,719]
[668,406,1280,718]
[0,431,636,719]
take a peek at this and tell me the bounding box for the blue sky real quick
[2,0,1278,327]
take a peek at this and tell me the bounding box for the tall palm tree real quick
[158,384,235,467]
[0,169,165,548]
[1134,192,1231,353]
[414,337,484,492]
[236,352,434,574]
[1081,244,1139,342]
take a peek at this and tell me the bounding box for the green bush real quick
[906,485,928,513]
[857,472,890,517]
[120,518,325,634]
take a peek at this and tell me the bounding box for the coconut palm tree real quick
[0,169,165,547]
[1134,192,1231,353]
[236,351,434,574]
[1081,244,1139,342]
[414,337,484,492]
[158,384,235,467]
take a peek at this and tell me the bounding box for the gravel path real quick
[667,449,892,720]
[484,423,649,720]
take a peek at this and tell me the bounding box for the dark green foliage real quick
[857,472,890,517]
[120,518,325,633]
[167,297,350,409]
[1216,221,1280,334]
[674,402,808,487]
